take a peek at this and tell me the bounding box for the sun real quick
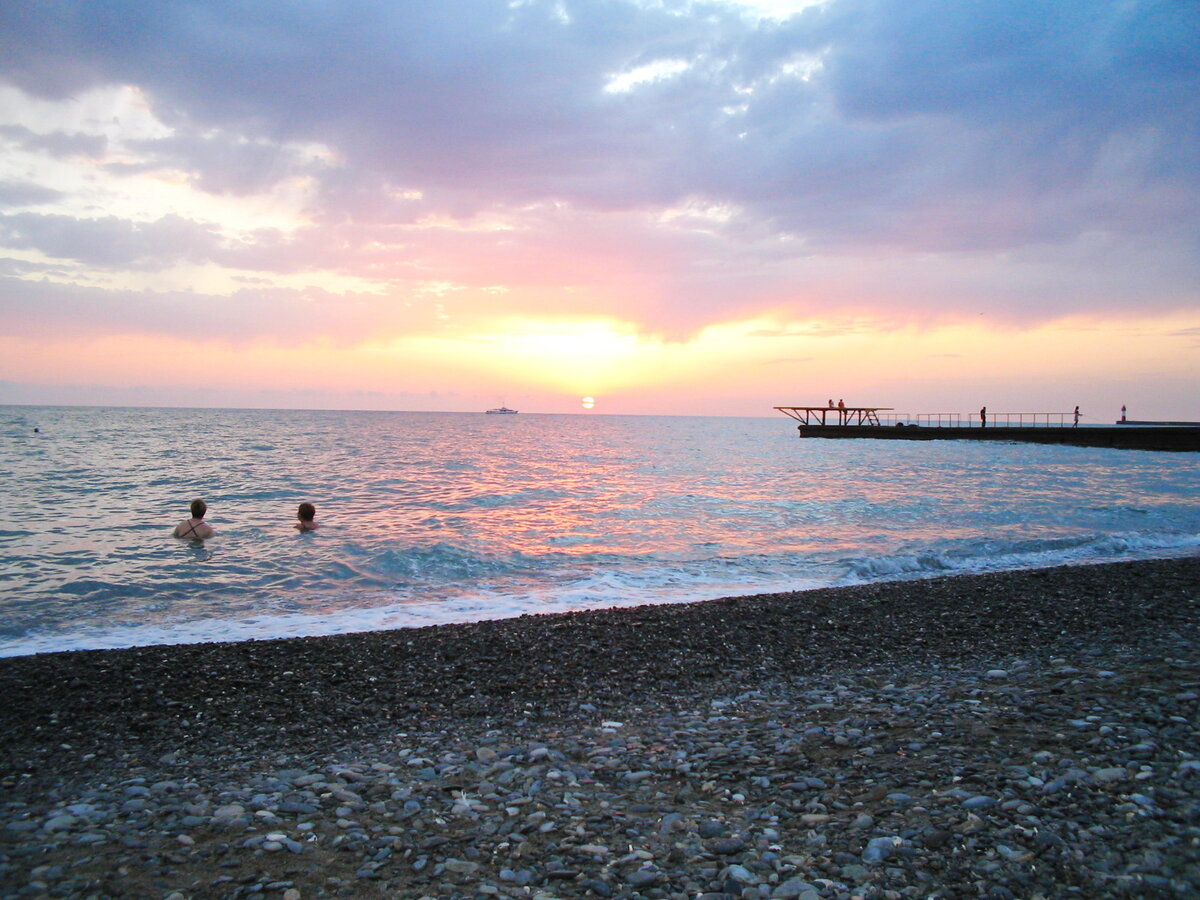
[581,396,595,410]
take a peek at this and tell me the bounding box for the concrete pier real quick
[789,423,1200,451]
[774,407,1200,451]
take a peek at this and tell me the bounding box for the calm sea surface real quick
[2,406,1197,657]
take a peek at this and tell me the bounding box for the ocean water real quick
[1,405,1197,658]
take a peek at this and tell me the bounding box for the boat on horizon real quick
[485,406,518,415]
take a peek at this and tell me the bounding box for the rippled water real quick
[2,405,1197,656]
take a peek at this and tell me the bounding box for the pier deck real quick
[774,407,1200,452]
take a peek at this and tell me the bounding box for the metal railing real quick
[877,412,1076,428]
[774,406,892,426]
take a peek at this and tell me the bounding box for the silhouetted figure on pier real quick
[980,406,987,428]
[1074,406,1080,428]
[837,399,845,424]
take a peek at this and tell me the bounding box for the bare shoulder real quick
[174,519,215,539]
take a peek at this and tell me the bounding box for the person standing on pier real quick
[1074,406,1081,428]
[980,406,987,428]
[837,398,845,424]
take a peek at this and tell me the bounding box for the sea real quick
[2,405,1198,658]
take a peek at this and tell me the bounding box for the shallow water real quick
[2,406,1197,656]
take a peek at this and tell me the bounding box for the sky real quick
[0,0,1196,420]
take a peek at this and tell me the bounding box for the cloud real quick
[0,123,107,158]
[0,212,222,269]
[0,179,64,207]
[1170,326,1200,347]
[114,131,329,196]
[0,275,432,345]
[749,323,876,338]
[0,0,1195,344]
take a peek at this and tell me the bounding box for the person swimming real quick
[295,502,318,532]
[173,498,215,540]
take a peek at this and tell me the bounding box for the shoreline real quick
[5,552,1200,662]
[4,549,1195,662]
[3,556,1197,760]
[2,556,1198,898]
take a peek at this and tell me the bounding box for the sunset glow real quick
[0,1,1196,418]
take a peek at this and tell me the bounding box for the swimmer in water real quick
[295,502,318,532]
[173,498,215,540]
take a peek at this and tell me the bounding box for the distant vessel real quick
[486,406,518,415]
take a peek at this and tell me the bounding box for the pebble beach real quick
[2,557,1198,899]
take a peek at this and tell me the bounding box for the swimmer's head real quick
[298,502,316,522]
[190,498,207,519]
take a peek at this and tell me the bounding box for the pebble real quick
[710,837,747,854]
[42,815,77,832]
[627,867,662,886]
[772,878,820,900]
[862,835,900,863]
[962,795,996,810]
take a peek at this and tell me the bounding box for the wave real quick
[2,532,1196,659]
[366,542,528,582]
[844,530,1200,583]
[422,487,570,511]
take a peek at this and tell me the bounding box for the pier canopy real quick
[775,405,892,426]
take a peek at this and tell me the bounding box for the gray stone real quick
[962,795,995,810]
[626,867,662,887]
[771,877,819,899]
[699,820,729,838]
[723,864,755,883]
[862,836,899,863]
[711,837,747,855]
